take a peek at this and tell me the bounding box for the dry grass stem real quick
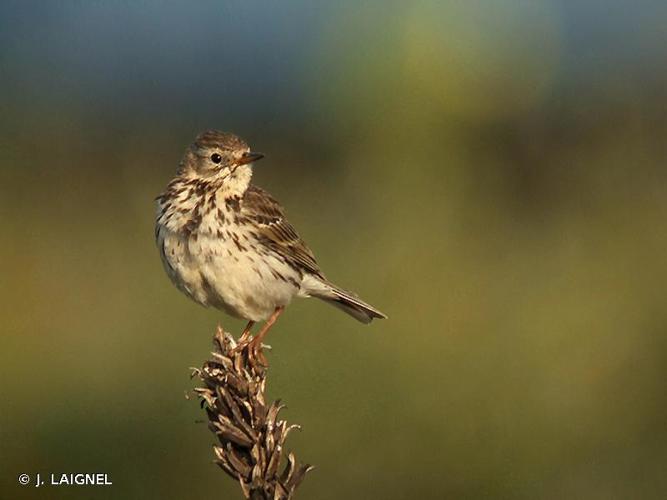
[192,326,312,499]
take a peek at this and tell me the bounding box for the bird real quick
[155,130,386,360]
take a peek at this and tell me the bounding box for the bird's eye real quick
[210,153,222,164]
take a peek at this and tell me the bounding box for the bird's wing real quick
[241,185,322,277]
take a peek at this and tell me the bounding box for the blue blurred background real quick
[1,1,666,498]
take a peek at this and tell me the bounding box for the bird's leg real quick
[249,306,285,365]
[232,320,255,353]
[238,320,255,344]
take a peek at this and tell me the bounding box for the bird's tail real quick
[302,275,387,324]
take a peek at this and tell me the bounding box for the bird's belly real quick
[159,229,300,321]
[201,252,299,321]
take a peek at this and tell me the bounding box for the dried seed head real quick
[193,326,312,499]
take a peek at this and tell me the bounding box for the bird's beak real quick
[237,151,264,166]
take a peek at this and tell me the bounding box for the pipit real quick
[155,130,386,361]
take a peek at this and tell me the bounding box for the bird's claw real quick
[248,340,269,368]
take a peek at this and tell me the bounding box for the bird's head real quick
[179,130,264,187]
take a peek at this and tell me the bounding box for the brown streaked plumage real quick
[242,185,322,277]
[155,130,386,357]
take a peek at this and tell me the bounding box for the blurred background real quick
[1,1,666,498]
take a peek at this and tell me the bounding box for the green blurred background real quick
[1,1,666,498]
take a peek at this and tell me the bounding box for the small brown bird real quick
[155,130,386,357]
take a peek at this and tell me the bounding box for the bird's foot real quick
[230,320,256,355]
[248,339,269,368]
[230,331,253,356]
